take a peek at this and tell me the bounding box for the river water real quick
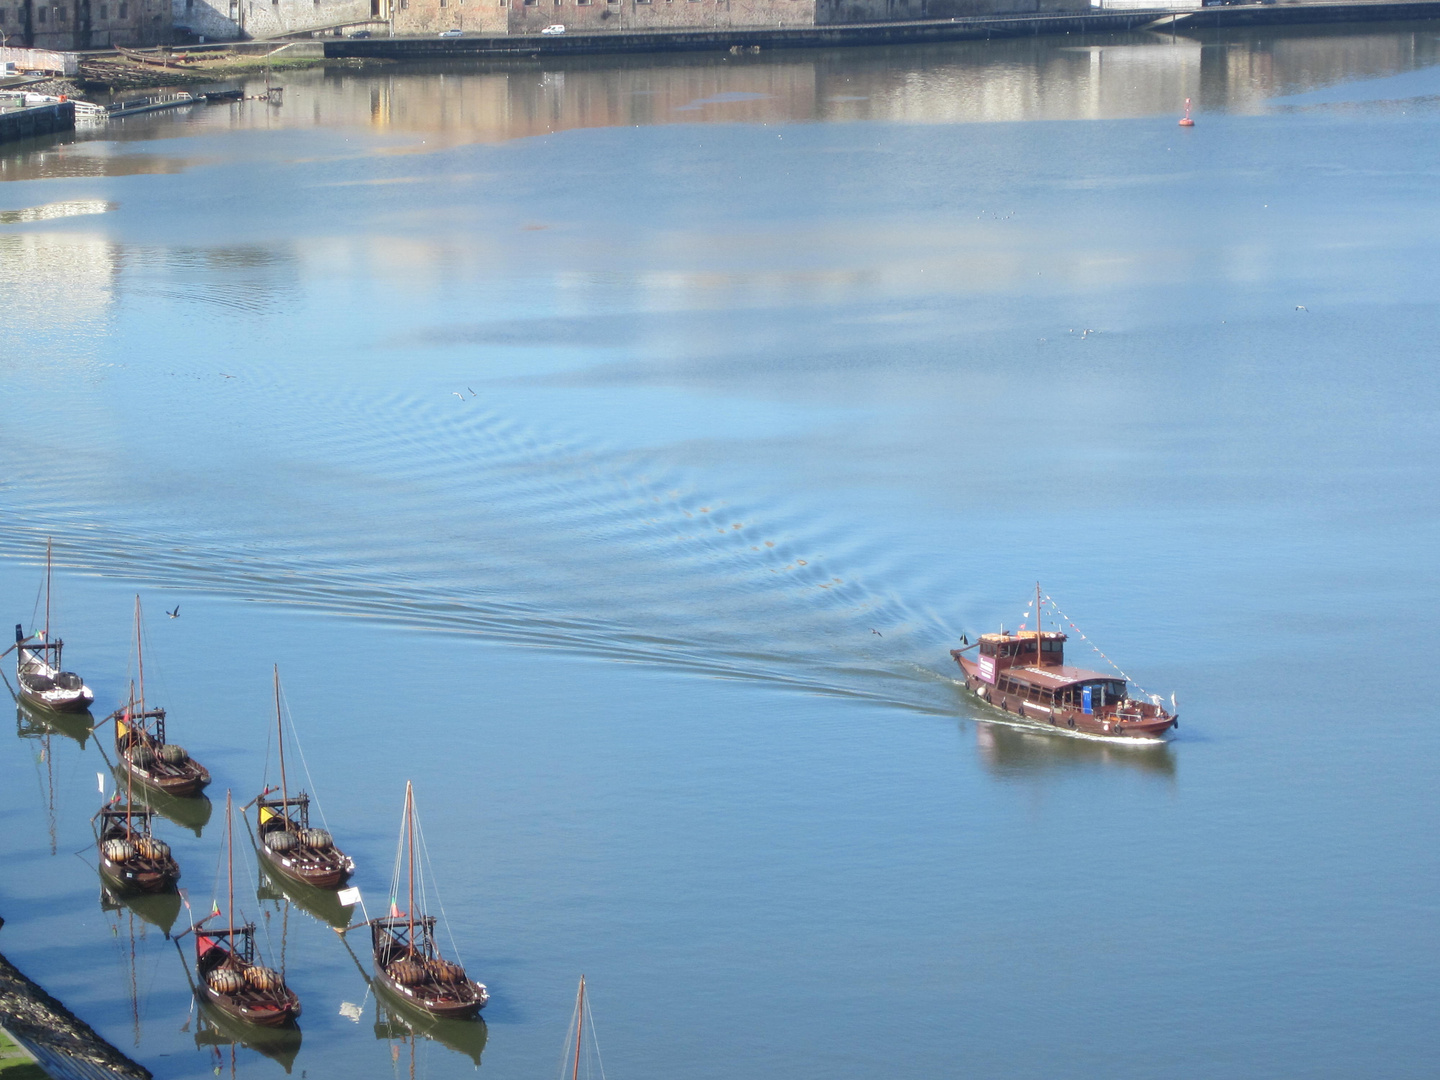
[2,19,1439,1080]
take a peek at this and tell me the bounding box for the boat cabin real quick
[973,630,1131,714]
[977,629,1066,668]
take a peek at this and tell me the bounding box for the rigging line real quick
[412,808,463,967]
[390,794,407,916]
[584,989,607,1080]
[1043,596,1151,699]
[279,684,333,836]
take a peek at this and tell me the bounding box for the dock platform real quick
[0,100,74,145]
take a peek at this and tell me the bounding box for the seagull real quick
[452,392,465,401]
[1081,329,1098,338]
[871,628,882,636]
[166,605,180,619]
[220,373,235,379]
[1295,305,1308,311]
[467,387,477,397]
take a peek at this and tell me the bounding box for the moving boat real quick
[367,781,488,1020]
[109,597,210,798]
[953,585,1178,740]
[96,804,180,895]
[249,667,354,890]
[187,791,302,1028]
[8,539,93,713]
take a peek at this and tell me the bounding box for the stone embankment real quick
[0,945,150,1080]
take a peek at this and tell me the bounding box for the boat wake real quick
[0,391,971,720]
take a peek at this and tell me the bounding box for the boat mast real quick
[125,682,135,832]
[44,538,51,642]
[274,666,289,823]
[573,975,586,1080]
[1035,582,1043,667]
[227,790,235,947]
[133,596,145,713]
[406,781,416,951]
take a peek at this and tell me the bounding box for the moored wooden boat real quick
[95,803,180,895]
[108,597,210,798]
[8,540,93,713]
[248,667,354,890]
[367,782,487,1020]
[953,585,1178,740]
[187,791,301,1029]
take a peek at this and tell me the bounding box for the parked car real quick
[541,23,566,34]
[438,28,464,37]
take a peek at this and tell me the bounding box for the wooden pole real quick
[125,682,134,832]
[573,975,585,1080]
[134,596,145,713]
[274,666,289,825]
[406,781,415,949]
[44,538,51,642]
[227,790,235,945]
[1035,582,1043,667]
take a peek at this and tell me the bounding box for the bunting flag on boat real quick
[390,898,400,918]
[211,900,221,918]
[97,772,105,795]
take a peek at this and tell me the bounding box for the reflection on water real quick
[100,882,183,937]
[372,988,488,1069]
[101,888,182,1054]
[107,766,213,837]
[973,716,1176,779]
[0,22,1434,179]
[256,861,352,930]
[192,999,303,1074]
[15,701,93,748]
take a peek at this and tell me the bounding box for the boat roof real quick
[981,630,1065,641]
[1002,665,1124,690]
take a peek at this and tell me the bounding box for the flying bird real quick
[166,606,180,619]
[1295,305,1308,311]
[452,392,465,401]
[468,387,477,397]
[871,628,882,636]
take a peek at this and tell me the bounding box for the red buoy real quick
[1179,97,1195,127]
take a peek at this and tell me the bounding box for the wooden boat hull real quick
[99,856,178,895]
[17,683,93,713]
[258,842,353,890]
[373,966,487,1021]
[956,655,1176,739]
[200,985,301,1028]
[123,760,211,798]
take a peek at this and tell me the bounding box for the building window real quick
[119,1,126,14]
[36,6,45,21]
[0,9,7,21]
